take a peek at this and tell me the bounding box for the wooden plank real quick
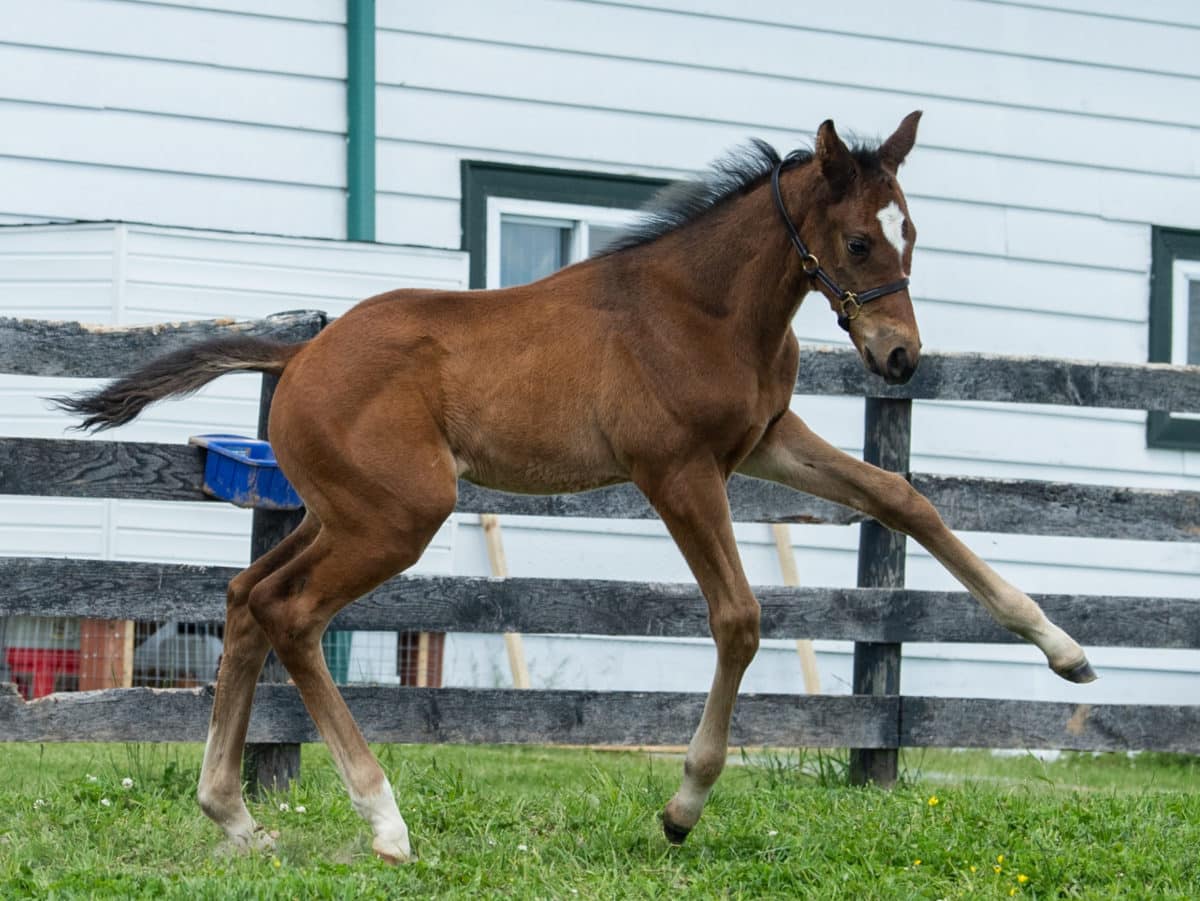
[912,474,1200,543]
[77,619,131,691]
[771,523,820,694]
[7,319,1198,411]
[0,311,326,378]
[481,514,531,689]
[795,346,1200,414]
[902,697,1200,754]
[9,437,1199,541]
[5,558,1200,649]
[850,398,910,788]
[0,439,208,501]
[458,476,863,524]
[6,684,1195,754]
[0,684,898,748]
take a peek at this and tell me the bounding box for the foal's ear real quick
[880,110,923,172]
[815,119,855,198]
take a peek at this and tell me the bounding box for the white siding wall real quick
[0,223,468,572]
[2,2,1198,706]
[374,1,1200,701]
[0,0,347,238]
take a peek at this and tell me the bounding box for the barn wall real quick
[0,224,468,573]
[2,2,1198,702]
[372,1,1200,698]
[0,0,347,238]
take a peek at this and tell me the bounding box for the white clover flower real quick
[121,777,134,789]
[294,805,306,814]
[33,799,46,809]
[517,843,528,852]
[100,798,111,807]
[278,802,290,812]
[768,829,779,837]
[86,774,98,783]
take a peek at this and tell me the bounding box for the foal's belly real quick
[452,439,628,496]
[449,419,629,496]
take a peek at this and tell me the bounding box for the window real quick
[461,161,668,289]
[487,198,638,288]
[1148,227,1200,449]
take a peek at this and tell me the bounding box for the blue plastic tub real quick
[188,434,303,510]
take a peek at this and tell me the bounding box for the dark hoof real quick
[662,815,691,846]
[1055,659,1098,684]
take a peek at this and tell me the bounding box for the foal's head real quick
[796,111,923,384]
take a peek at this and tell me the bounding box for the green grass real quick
[2,742,1198,899]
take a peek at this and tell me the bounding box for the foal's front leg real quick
[637,460,763,844]
[739,411,1094,681]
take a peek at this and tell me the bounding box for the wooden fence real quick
[2,313,1200,787]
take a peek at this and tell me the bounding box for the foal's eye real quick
[847,237,870,257]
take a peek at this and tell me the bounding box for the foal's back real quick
[271,263,640,497]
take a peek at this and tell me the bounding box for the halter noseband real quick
[771,158,910,332]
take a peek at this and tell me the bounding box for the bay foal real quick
[59,112,1094,861]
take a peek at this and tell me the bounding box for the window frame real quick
[1148,226,1200,449]
[485,197,642,289]
[460,160,668,290]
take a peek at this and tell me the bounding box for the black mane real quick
[601,137,883,255]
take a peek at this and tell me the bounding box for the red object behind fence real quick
[6,647,80,699]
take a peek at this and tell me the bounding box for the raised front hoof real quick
[661,813,691,846]
[1054,658,1098,684]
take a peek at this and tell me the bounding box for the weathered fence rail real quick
[5,440,1199,541]
[2,313,1199,784]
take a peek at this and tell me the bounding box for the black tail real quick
[52,336,305,432]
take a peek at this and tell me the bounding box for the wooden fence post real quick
[241,370,306,795]
[848,397,911,787]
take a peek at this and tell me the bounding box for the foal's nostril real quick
[885,346,916,384]
[864,347,882,377]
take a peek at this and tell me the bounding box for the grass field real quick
[2,742,1198,899]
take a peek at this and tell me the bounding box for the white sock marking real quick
[351,779,411,861]
[876,201,907,268]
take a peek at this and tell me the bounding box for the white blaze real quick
[876,201,907,268]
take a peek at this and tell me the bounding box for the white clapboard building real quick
[1,1,1198,705]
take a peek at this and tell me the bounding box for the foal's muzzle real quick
[864,343,919,385]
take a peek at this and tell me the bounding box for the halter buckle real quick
[839,292,862,322]
[800,252,821,276]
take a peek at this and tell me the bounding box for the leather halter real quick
[770,157,910,332]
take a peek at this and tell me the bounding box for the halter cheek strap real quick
[771,158,910,332]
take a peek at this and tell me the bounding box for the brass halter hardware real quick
[771,157,910,332]
[838,292,862,322]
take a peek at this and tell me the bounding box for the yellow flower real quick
[993,865,1003,874]
[913,859,921,866]
[927,796,939,806]
[272,858,281,869]
[997,854,1005,864]
[970,865,977,873]
[1009,890,1016,897]
[1018,874,1029,884]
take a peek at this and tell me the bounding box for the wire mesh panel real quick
[0,615,444,697]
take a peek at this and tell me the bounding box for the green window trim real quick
[460,161,668,289]
[1148,226,1200,449]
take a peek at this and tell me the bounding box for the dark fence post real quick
[242,373,303,795]
[241,313,324,795]
[849,397,912,787]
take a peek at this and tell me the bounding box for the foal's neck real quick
[641,161,820,357]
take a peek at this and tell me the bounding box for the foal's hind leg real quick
[197,513,320,850]
[247,476,456,863]
[637,460,762,844]
[740,412,1093,680]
